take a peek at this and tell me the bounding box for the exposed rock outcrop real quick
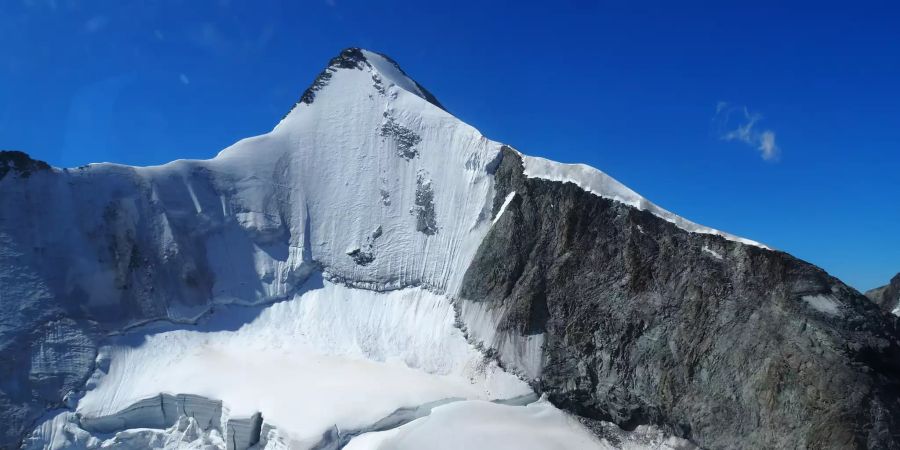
[0,150,50,180]
[867,273,900,315]
[460,147,900,449]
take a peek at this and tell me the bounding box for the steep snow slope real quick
[6,48,764,449]
[2,49,508,445]
[203,49,500,295]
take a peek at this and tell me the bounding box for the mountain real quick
[3,48,900,450]
[867,273,900,315]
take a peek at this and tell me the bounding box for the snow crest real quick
[521,154,767,248]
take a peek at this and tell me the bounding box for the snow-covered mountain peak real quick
[10,47,895,450]
[269,47,765,250]
[196,47,504,300]
[279,47,445,125]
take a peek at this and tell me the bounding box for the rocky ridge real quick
[867,273,900,315]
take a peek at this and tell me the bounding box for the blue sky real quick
[2,1,898,291]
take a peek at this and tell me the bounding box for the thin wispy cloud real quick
[714,102,780,161]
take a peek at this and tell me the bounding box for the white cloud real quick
[758,130,778,160]
[715,102,780,161]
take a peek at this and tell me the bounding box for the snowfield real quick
[344,399,689,450]
[26,281,689,450]
[11,48,722,449]
[75,279,528,447]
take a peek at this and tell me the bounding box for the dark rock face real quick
[411,173,437,235]
[867,274,900,314]
[380,115,422,159]
[347,248,375,266]
[0,151,50,180]
[461,147,900,449]
[346,226,382,267]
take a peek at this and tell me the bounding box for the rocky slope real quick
[459,148,900,449]
[2,48,899,449]
[867,273,900,315]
